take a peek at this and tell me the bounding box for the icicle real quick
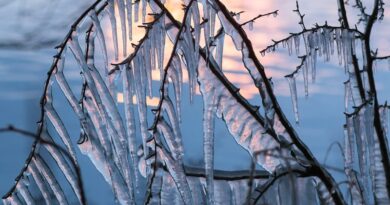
[347,65,363,106]
[132,60,150,157]
[45,103,79,165]
[217,10,243,50]
[345,116,355,169]
[141,0,147,23]
[313,178,335,205]
[107,0,119,60]
[286,75,299,123]
[85,33,135,190]
[83,88,133,197]
[55,55,85,120]
[160,173,182,205]
[157,145,193,205]
[344,81,351,111]
[28,161,52,205]
[187,177,206,205]
[202,0,210,48]
[162,96,183,154]
[201,85,218,205]
[170,55,183,121]
[134,0,139,22]
[302,57,309,97]
[41,130,83,203]
[115,0,127,57]
[371,131,390,204]
[353,108,370,201]
[2,198,10,205]
[8,193,23,205]
[44,80,79,168]
[235,12,240,21]
[89,10,108,68]
[16,183,35,205]
[121,65,139,189]
[156,18,165,76]
[157,118,183,160]
[209,5,216,37]
[178,42,196,101]
[192,4,201,67]
[379,106,389,136]
[215,32,225,69]
[294,35,300,55]
[126,0,133,40]
[311,48,317,83]
[286,38,293,56]
[139,46,152,97]
[350,31,356,56]
[248,21,254,31]
[345,169,365,205]
[148,166,164,204]
[335,29,342,65]
[214,180,232,204]
[33,156,69,205]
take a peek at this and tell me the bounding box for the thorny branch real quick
[293,0,306,30]
[1,0,108,203]
[0,125,85,203]
[337,0,367,101]
[259,23,363,55]
[144,0,197,203]
[213,0,347,204]
[362,0,390,198]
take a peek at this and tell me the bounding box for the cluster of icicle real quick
[2,0,360,205]
[262,26,361,124]
[262,15,390,205]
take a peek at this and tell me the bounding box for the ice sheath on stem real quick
[286,74,299,124]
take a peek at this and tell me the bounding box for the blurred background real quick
[1,0,390,204]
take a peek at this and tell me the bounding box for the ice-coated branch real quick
[259,24,363,55]
[0,125,85,203]
[337,0,367,105]
[213,0,346,203]
[149,0,195,132]
[361,0,390,199]
[144,1,197,204]
[0,1,108,203]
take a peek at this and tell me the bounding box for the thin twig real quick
[240,10,278,27]
[285,55,307,78]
